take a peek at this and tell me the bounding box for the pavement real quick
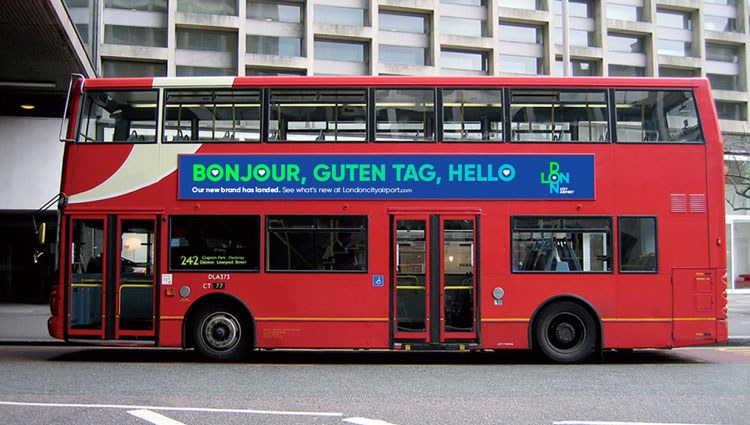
[1,294,749,345]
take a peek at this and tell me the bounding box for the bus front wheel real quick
[192,303,251,362]
[534,301,597,363]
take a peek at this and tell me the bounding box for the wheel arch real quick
[528,294,603,352]
[182,293,257,350]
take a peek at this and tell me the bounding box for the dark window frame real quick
[618,216,658,273]
[77,88,159,144]
[168,215,261,272]
[266,215,369,273]
[612,89,705,144]
[162,88,263,143]
[511,215,613,274]
[509,88,611,143]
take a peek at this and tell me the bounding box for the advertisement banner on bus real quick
[178,154,595,200]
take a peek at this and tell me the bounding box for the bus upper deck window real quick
[77,90,158,143]
[163,90,261,143]
[510,89,609,143]
[614,90,704,143]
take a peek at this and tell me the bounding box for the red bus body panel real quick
[50,76,728,354]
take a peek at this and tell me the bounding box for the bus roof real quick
[81,75,712,91]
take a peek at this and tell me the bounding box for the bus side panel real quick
[255,321,389,349]
[673,268,721,347]
[602,323,672,349]
[609,274,673,349]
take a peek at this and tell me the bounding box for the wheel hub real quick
[555,322,576,344]
[204,313,240,351]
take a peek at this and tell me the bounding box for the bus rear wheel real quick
[192,303,251,362]
[534,301,596,363]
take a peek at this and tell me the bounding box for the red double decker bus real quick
[47,75,727,362]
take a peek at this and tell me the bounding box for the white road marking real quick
[128,409,187,425]
[0,400,342,417]
[555,421,719,425]
[343,417,398,425]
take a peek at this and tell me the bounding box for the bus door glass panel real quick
[69,218,106,336]
[442,218,476,339]
[118,219,155,335]
[395,219,429,337]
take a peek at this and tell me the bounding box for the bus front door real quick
[392,215,478,346]
[67,215,157,341]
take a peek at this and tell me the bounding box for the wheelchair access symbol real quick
[373,275,385,287]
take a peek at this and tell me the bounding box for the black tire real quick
[192,303,251,362]
[534,301,597,363]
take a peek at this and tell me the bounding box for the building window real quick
[441,50,488,72]
[704,0,735,5]
[104,0,167,12]
[499,23,542,43]
[554,29,595,48]
[169,216,260,271]
[267,216,368,272]
[499,55,541,75]
[606,1,644,22]
[659,67,696,78]
[608,33,644,53]
[246,67,306,76]
[441,16,485,37]
[705,15,737,32]
[657,40,692,57]
[555,58,598,76]
[380,11,428,34]
[174,28,237,75]
[177,0,237,16]
[176,66,235,76]
[708,73,740,91]
[619,217,657,273]
[715,101,744,120]
[246,35,301,57]
[314,39,368,75]
[502,0,542,10]
[380,45,428,66]
[314,5,366,26]
[101,60,167,77]
[512,217,612,273]
[656,9,694,57]
[656,9,692,29]
[706,43,739,63]
[247,0,302,23]
[554,0,593,18]
[315,39,366,62]
[608,65,645,77]
[104,25,167,47]
[441,0,485,5]
[176,28,236,52]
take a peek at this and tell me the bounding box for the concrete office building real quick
[2,0,750,302]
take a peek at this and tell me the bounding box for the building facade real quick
[2,0,749,302]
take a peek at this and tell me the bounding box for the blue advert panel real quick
[178,154,595,200]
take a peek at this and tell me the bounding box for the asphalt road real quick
[1,346,749,425]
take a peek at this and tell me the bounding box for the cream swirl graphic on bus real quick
[179,154,594,200]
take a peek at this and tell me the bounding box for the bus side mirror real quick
[37,222,46,245]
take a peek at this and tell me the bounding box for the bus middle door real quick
[392,214,478,347]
